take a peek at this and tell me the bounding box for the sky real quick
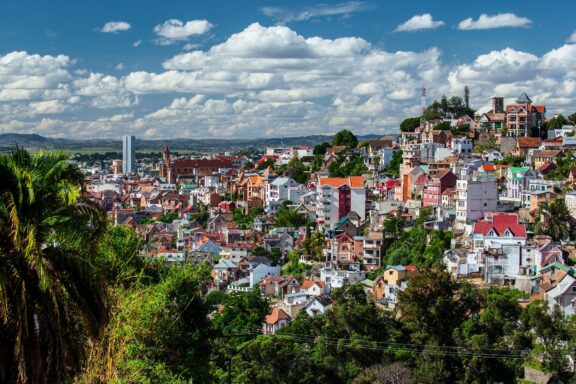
[0,0,575,139]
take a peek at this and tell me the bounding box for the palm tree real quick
[535,199,572,241]
[0,148,108,383]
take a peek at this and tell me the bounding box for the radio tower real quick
[420,86,427,115]
[420,86,427,128]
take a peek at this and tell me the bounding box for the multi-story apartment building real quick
[423,169,458,208]
[316,176,365,230]
[265,177,303,214]
[451,137,473,156]
[455,174,498,230]
[500,167,539,204]
[506,92,546,137]
[362,231,384,271]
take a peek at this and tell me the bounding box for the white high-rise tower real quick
[122,135,136,174]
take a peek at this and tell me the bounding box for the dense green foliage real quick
[286,157,309,184]
[332,130,358,148]
[535,199,574,241]
[232,207,264,229]
[546,150,576,180]
[386,150,403,178]
[257,159,276,171]
[313,142,330,155]
[328,153,368,177]
[383,210,452,269]
[399,117,420,132]
[302,231,326,261]
[275,203,309,228]
[546,114,569,129]
[79,263,214,384]
[282,251,312,280]
[494,154,525,167]
[0,149,109,384]
[433,121,452,131]
[423,95,475,121]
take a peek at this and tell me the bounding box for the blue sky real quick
[0,0,575,139]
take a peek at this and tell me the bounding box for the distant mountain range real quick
[0,133,391,152]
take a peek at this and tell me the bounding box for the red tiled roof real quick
[538,162,557,174]
[171,158,234,169]
[482,164,496,172]
[517,137,542,148]
[265,308,291,324]
[301,280,325,289]
[473,213,526,237]
[319,176,364,188]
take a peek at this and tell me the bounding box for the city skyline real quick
[0,0,575,140]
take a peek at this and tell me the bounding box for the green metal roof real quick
[509,167,528,175]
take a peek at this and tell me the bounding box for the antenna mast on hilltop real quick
[420,86,427,115]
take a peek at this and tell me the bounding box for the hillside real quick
[0,133,389,152]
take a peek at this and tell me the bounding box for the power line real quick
[222,329,572,361]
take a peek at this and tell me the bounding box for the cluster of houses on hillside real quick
[82,92,576,332]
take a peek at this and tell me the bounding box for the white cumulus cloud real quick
[395,14,444,32]
[568,31,576,43]
[458,13,532,30]
[3,23,576,140]
[153,19,213,45]
[100,21,131,33]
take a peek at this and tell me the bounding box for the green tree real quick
[494,154,524,167]
[398,270,464,345]
[310,154,325,172]
[257,159,275,171]
[434,121,451,130]
[283,251,312,279]
[275,206,308,228]
[522,301,569,374]
[387,150,403,178]
[382,210,405,240]
[79,264,213,384]
[535,199,572,241]
[329,153,368,177]
[313,141,331,155]
[547,114,568,129]
[399,117,421,132]
[209,289,269,346]
[96,225,144,287]
[568,112,576,125]
[157,211,179,223]
[440,95,449,116]
[192,202,209,228]
[302,231,326,261]
[0,148,109,383]
[287,156,309,184]
[332,129,358,148]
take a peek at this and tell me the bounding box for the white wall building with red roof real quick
[472,213,528,283]
[472,213,527,251]
[316,176,365,230]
